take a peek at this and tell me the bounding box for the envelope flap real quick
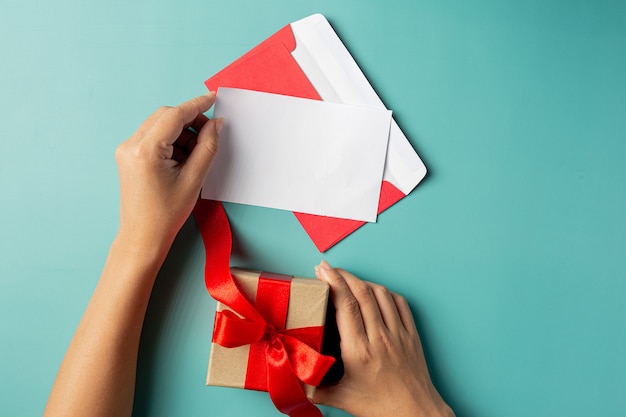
[290,15,427,195]
[206,25,321,100]
[291,14,377,107]
[294,180,406,252]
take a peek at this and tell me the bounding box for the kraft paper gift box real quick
[206,268,330,399]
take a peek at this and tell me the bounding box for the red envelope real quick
[204,14,426,252]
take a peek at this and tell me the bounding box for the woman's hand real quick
[44,94,223,417]
[314,261,454,417]
[114,93,223,255]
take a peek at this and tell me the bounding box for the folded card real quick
[202,88,392,222]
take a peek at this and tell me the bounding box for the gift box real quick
[206,268,331,399]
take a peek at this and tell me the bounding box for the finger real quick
[312,386,331,406]
[312,384,344,410]
[145,93,216,146]
[180,117,222,190]
[129,106,169,143]
[392,293,418,336]
[366,281,403,331]
[338,270,385,339]
[315,261,368,345]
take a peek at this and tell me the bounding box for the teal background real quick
[1,1,625,416]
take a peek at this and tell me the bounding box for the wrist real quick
[403,401,455,417]
[416,394,455,417]
[112,228,173,271]
[397,380,455,417]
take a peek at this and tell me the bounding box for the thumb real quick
[313,384,341,409]
[183,117,222,188]
[313,385,331,405]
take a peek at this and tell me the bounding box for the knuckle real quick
[391,292,409,310]
[353,281,373,299]
[201,139,219,159]
[394,293,408,306]
[323,268,345,286]
[375,331,394,351]
[115,141,133,163]
[341,295,361,317]
[165,105,186,124]
[114,143,125,161]
[353,346,373,365]
[133,141,153,161]
[372,284,391,298]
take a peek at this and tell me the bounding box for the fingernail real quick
[215,118,224,135]
[319,260,332,270]
[317,260,332,281]
[205,91,216,98]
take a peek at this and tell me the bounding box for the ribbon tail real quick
[267,338,323,417]
[281,334,335,387]
[193,199,263,322]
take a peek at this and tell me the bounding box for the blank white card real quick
[201,88,392,222]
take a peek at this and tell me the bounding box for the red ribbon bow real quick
[193,199,335,417]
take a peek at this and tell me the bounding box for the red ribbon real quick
[193,199,335,417]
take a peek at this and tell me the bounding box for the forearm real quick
[43,94,219,417]
[43,234,169,417]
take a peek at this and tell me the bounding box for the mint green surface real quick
[1,1,625,416]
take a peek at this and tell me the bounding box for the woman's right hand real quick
[314,261,454,417]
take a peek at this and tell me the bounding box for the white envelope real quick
[289,14,427,195]
[204,14,427,251]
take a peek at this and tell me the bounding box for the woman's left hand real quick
[114,93,223,253]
